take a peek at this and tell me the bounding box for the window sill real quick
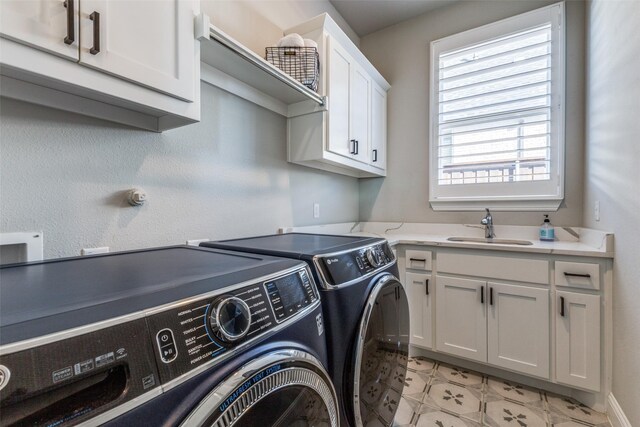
[429,198,563,212]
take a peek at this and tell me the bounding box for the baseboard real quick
[608,393,632,427]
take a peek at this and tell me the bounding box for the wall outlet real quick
[186,238,209,246]
[313,203,320,219]
[594,201,600,221]
[81,247,109,256]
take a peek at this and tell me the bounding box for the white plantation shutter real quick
[429,3,565,211]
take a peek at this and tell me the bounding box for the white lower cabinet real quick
[435,276,550,378]
[488,282,549,378]
[405,272,433,349]
[556,291,601,391]
[435,276,487,363]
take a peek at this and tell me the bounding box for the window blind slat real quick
[440,67,551,97]
[439,118,550,137]
[440,40,551,76]
[440,80,551,105]
[439,132,550,150]
[440,95,550,122]
[438,146,551,160]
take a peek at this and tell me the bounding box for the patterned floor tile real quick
[484,399,548,427]
[423,380,483,423]
[394,396,421,425]
[408,356,437,374]
[434,363,484,388]
[377,387,403,425]
[415,406,482,427]
[485,377,543,405]
[403,370,431,395]
[545,394,609,426]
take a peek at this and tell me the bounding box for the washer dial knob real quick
[209,297,252,343]
[366,247,383,268]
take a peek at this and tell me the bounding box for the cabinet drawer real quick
[405,249,432,271]
[438,252,549,285]
[555,261,600,290]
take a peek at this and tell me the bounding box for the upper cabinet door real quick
[0,0,79,60]
[350,64,370,164]
[78,0,195,102]
[370,82,387,170]
[326,35,352,159]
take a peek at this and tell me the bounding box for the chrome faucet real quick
[481,208,496,239]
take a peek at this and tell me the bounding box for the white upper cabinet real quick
[0,0,199,132]
[0,0,79,61]
[78,0,195,101]
[286,13,390,178]
[370,82,387,170]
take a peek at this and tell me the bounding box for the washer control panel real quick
[146,267,319,384]
[317,242,395,287]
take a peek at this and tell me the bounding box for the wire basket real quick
[265,47,320,92]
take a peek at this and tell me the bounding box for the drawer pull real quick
[480,286,484,304]
[372,149,378,162]
[63,0,74,45]
[409,258,426,263]
[564,272,591,278]
[89,11,100,54]
[560,296,565,317]
[489,287,494,306]
[425,279,429,296]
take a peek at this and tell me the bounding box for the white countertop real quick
[280,222,614,258]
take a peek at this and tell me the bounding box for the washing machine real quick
[201,233,410,427]
[0,246,338,427]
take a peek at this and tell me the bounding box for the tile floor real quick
[393,356,611,427]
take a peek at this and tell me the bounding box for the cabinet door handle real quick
[425,279,429,296]
[489,287,494,306]
[372,149,378,162]
[560,296,565,317]
[350,139,356,155]
[63,0,75,45]
[409,258,426,263]
[89,11,100,54]
[563,272,591,278]
[355,140,359,155]
[480,286,484,304]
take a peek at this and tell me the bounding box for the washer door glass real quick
[181,353,338,427]
[354,275,410,427]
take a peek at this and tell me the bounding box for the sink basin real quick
[447,237,533,246]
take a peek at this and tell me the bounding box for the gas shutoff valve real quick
[127,189,147,206]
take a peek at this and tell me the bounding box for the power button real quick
[156,329,178,363]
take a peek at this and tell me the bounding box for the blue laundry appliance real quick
[201,233,410,427]
[0,246,338,427]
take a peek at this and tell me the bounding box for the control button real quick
[0,365,10,391]
[209,297,252,344]
[356,256,364,270]
[156,329,178,363]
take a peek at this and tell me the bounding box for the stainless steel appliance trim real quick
[0,264,311,355]
[312,241,397,289]
[352,273,401,427]
[179,349,338,427]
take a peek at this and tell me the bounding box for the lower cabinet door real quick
[556,291,601,391]
[405,272,433,349]
[436,276,487,362]
[487,282,550,378]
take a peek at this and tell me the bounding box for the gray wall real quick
[584,1,640,424]
[0,83,359,259]
[358,0,586,226]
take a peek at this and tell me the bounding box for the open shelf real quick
[198,16,325,108]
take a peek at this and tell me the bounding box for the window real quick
[429,3,565,211]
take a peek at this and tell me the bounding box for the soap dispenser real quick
[539,214,555,241]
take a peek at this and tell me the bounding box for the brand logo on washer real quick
[0,365,10,391]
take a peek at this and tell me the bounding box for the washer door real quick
[181,350,338,427]
[353,274,409,427]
